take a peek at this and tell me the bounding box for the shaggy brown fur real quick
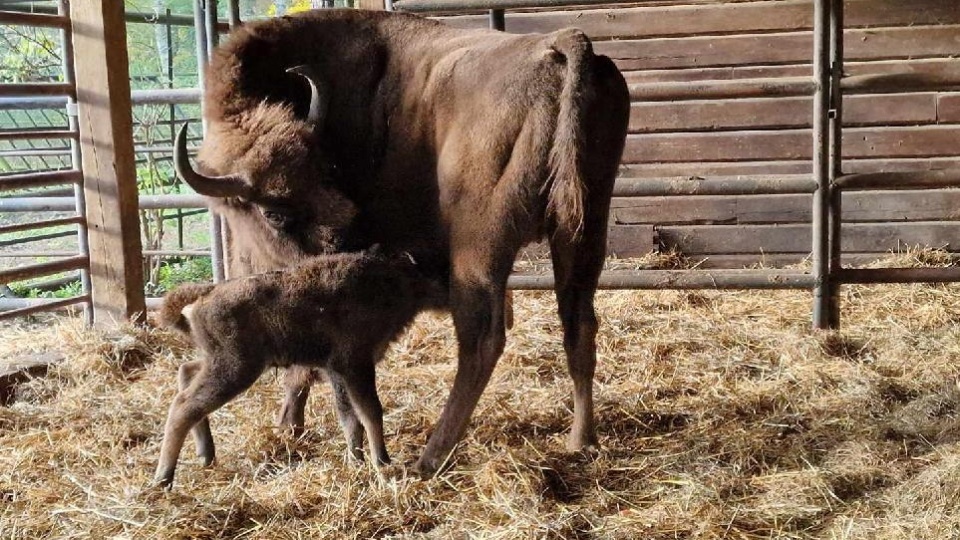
[154,250,446,487]
[176,9,630,476]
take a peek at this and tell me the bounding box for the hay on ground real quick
[2,250,960,539]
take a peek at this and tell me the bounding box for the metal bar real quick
[3,5,230,30]
[0,10,70,28]
[489,8,504,30]
[0,130,77,141]
[0,215,82,235]
[58,0,92,324]
[834,170,960,191]
[0,255,88,283]
[0,295,90,320]
[630,77,815,102]
[0,251,76,257]
[140,194,207,209]
[132,88,202,105]
[143,249,211,257]
[0,231,74,248]
[508,269,816,290]
[396,0,645,12]
[811,0,831,329]
[837,267,960,285]
[195,0,225,283]
[1,88,202,109]
[826,0,843,328]
[206,0,219,51]
[0,194,208,211]
[614,175,817,197]
[0,170,82,191]
[227,0,241,28]
[0,83,75,97]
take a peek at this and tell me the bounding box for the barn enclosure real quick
[1,0,960,329]
[3,1,960,538]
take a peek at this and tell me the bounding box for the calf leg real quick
[335,361,389,466]
[326,369,365,461]
[177,360,215,465]
[154,358,263,488]
[277,364,316,436]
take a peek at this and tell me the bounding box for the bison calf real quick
[154,250,446,487]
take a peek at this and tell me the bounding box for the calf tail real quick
[159,283,214,337]
[545,29,595,239]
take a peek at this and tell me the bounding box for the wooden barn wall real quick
[438,0,960,268]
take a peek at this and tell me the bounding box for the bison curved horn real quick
[173,123,250,199]
[287,64,328,127]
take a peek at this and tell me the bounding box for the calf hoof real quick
[152,471,175,490]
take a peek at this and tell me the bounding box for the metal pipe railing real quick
[0,170,82,191]
[0,10,70,28]
[0,215,83,235]
[0,295,90,320]
[0,255,88,284]
[810,0,831,329]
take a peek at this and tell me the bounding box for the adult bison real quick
[174,8,629,476]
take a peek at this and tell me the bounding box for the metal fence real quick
[3,0,960,329]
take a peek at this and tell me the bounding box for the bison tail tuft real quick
[159,283,215,338]
[546,29,594,240]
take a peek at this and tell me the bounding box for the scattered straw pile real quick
[3,251,960,539]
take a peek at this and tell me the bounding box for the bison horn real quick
[173,123,250,199]
[287,64,328,127]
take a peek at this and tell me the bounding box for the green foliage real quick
[149,257,213,295]
[12,279,84,300]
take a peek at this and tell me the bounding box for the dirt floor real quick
[2,252,960,539]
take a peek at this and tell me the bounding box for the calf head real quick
[176,66,355,272]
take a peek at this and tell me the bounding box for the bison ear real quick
[287,64,329,128]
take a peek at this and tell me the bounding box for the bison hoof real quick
[412,455,443,479]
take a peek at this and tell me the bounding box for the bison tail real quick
[545,29,594,239]
[159,283,214,337]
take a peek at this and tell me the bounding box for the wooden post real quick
[70,0,146,326]
[357,0,386,10]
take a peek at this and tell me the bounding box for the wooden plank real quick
[611,191,960,225]
[622,126,960,163]
[939,93,960,122]
[623,58,960,85]
[605,25,960,71]
[438,0,960,40]
[642,222,960,255]
[356,0,385,9]
[71,0,146,326]
[619,158,960,178]
[0,351,63,405]
[629,93,938,133]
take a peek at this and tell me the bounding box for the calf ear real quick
[287,65,329,128]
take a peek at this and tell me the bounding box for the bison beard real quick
[174,8,629,477]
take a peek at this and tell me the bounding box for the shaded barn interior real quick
[443,0,960,268]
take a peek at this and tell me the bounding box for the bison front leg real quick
[415,278,507,477]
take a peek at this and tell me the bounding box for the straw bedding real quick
[2,251,960,539]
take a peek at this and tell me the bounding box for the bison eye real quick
[260,208,291,229]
